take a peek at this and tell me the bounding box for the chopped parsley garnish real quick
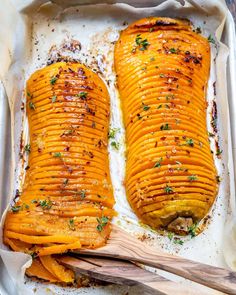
[29,102,35,110]
[142,103,150,111]
[150,57,155,61]
[186,138,194,147]
[108,128,120,139]
[160,123,170,131]
[188,223,198,238]
[135,34,150,51]
[76,91,88,99]
[159,73,165,78]
[216,148,222,156]
[11,205,21,213]
[164,185,173,194]
[188,175,198,182]
[11,203,29,213]
[173,238,184,245]
[38,199,52,210]
[51,95,57,103]
[167,232,174,241]
[53,152,62,158]
[154,157,163,168]
[208,34,216,44]
[169,48,177,54]
[79,190,86,199]
[68,219,75,231]
[24,144,31,153]
[96,216,109,232]
[50,76,58,85]
[157,104,162,109]
[111,141,120,150]
[27,91,33,99]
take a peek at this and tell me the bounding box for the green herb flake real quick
[108,128,120,139]
[11,205,21,213]
[50,76,58,85]
[51,95,57,103]
[188,175,198,182]
[79,190,86,199]
[159,73,165,78]
[160,123,170,131]
[76,91,88,99]
[154,157,163,168]
[24,144,31,153]
[111,141,120,150]
[142,103,150,111]
[164,184,173,194]
[188,223,198,238]
[216,148,222,156]
[169,48,177,54]
[150,57,155,61]
[186,138,194,147]
[135,34,150,51]
[68,218,75,231]
[149,27,154,32]
[53,152,62,158]
[173,238,184,245]
[208,34,216,44]
[29,102,35,110]
[27,91,33,99]
[38,199,52,210]
[157,104,162,109]
[96,216,109,232]
[168,232,174,241]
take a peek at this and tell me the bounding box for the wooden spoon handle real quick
[59,256,205,295]
[76,225,236,294]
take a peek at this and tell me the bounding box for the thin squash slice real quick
[3,62,115,283]
[114,17,218,233]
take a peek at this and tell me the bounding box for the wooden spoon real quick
[73,225,236,294]
[59,255,212,295]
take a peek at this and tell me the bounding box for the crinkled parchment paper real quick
[0,0,235,294]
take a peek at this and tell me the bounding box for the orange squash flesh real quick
[114,17,218,232]
[3,62,115,283]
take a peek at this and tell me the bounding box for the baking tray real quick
[0,0,236,294]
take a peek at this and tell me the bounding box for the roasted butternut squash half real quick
[114,17,218,234]
[3,62,115,283]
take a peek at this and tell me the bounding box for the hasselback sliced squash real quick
[3,62,115,283]
[114,17,218,234]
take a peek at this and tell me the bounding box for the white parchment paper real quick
[0,0,235,294]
